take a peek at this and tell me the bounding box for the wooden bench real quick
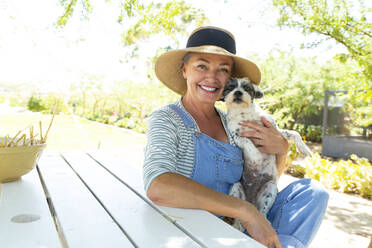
[0,151,264,248]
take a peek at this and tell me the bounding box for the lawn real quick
[0,113,146,153]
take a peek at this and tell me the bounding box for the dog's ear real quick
[254,90,264,99]
[253,84,264,99]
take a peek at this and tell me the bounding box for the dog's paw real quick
[232,219,246,233]
[229,182,246,200]
[223,217,246,233]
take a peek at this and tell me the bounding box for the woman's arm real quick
[147,172,282,248]
[147,172,245,215]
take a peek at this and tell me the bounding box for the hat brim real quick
[155,45,261,95]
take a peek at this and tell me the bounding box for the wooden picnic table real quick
[0,151,264,248]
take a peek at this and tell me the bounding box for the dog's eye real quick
[243,85,253,92]
[226,84,235,91]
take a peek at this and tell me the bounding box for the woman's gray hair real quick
[182,52,193,65]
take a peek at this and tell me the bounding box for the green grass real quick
[0,113,146,152]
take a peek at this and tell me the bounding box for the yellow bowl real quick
[0,139,46,183]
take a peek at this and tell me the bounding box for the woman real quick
[143,26,328,248]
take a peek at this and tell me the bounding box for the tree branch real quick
[345,23,372,38]
[63,0,76,19]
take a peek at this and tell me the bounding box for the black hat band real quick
[186,28,236,54]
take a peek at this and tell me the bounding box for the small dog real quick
[221,77,312,231]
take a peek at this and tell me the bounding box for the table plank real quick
[0,168,61,248]
[37,152,134,248]
[62,151,201,248]
[89,151,265,248]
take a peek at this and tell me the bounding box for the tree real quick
[57,0,208,45]
[273,0,371,56]
[272,0,371,92]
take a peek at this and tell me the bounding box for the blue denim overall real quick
[169,104,328,248]
[169,104,243,195]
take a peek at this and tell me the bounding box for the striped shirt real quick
[143,99,235,191]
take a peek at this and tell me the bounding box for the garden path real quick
[278,174,372,248]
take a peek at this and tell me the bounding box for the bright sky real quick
[0,0,347,93]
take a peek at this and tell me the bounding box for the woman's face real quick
[182,52,233,105]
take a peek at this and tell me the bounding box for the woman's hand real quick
[239,202,283,248]
[239,117,289,156]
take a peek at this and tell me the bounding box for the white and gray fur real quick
[222,77,312,231]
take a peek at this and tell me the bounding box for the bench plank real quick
[37,152,134,248]
[0,168,61,248]
[89,151,265,248]
[62,151,201,248]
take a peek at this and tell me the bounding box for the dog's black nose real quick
[234,91,242,97]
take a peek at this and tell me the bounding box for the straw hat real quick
[155,26,261,95]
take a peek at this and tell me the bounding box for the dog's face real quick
[221,77,263,108]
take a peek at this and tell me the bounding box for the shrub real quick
[108,115,118,125]
[300,153,372,199]
[290,124,322,143]
[133,119,147,133]
[27,96,46,112]
[84,113,100,121]
[285,142,307,178]
[115,117,137,129]
[41,93,68,114]
[305,125,322,143]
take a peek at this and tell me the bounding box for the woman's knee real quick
[308,179,329,205]
[295,178,329,211]
[287,178,329,206]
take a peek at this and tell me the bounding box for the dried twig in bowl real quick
[1,111,55,148]
[42,114,54,144]
[8,131,21,147]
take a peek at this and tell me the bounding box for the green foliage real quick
[301,153,372,199]
[27,94,68,114]
[27,96,46,112]
[285,142,307,177]
[115,116,146,133]
[272,0,372,101]
[254,48,371,142]
[57,0,92,26]
[41,93,68,114]
[255,50,325,141]
[57,0,207,49]
[273,0,372,57]
[121,1,208,45]
[67,49,370,139]
[342,91,372,128]
[304,125,322,142]
[69,79,178,133]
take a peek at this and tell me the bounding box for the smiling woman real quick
[143,26,329,248]
[143,26,284,248]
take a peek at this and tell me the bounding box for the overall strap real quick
[168,104,195,128]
